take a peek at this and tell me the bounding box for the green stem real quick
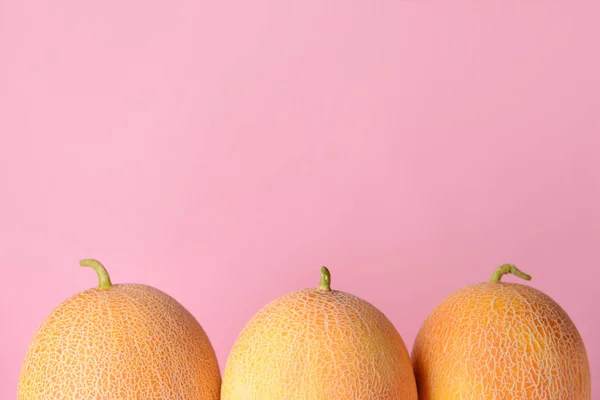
[80,259,113,289]
[490,264,531,283]
[318,266,332,291]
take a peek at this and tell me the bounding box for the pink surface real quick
[1,0,599,397]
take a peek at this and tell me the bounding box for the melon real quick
[221,266,417,400]
[18,259,221,399]
[412,264,591,399]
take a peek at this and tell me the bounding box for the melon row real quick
[18,259,591,399]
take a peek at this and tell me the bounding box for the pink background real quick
[1,0,599,397]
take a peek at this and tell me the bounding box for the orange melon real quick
[412,264,591,399]
[18,259,221,399]
[221,267,418,400]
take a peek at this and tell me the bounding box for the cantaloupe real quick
[18,259,221,399]
[221,266,417,400]
[412,264,591,400]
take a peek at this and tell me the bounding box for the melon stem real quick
[80,259,113,289]
[490,264,532,283]
[319,266,332,291]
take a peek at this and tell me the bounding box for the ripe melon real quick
[412,264,591,399]
[221,267,418,400]
[18,259,221,399]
